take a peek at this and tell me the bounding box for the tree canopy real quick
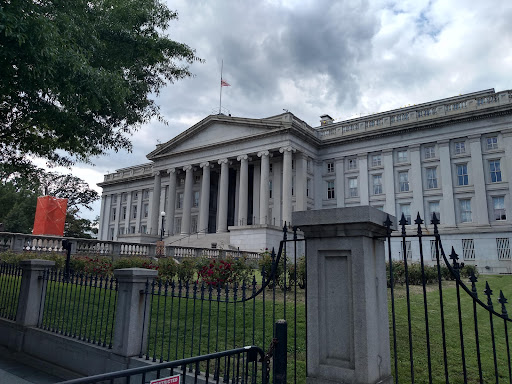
[0,0,201,167]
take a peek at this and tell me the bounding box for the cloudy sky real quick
[59,0,512,221]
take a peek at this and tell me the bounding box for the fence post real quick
[293,207,395,384]
[274,320,287,384]
[112,268,158,357]
[16,260,55,327]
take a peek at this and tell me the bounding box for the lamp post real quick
[160,211,166,241]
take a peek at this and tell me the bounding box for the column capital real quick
[200,161,210,168]
[152,170,162,177]
[183,165,193,172]
[237,154,249,161]
[279,146,295,153]
[258,150,270,157]
[167,168,176,174]
[218,158,229,165]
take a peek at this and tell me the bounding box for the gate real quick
[140,225,307,384]
[386,212,512,383]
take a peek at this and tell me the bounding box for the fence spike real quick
[282,223,288,234]
[414,212,423,235]
[484,281,494,310]
[293,226,298,240]
[431,212,440,226]
[399,213,408,235]
[384,215,393,234]
[499,290,509,318]
[469,270,478,297]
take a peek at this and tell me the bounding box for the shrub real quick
[287,256,306,289]
[176,258,196,282]
[197,258,233,287]
[231,256,254,285]
[157,258,177,281]
[258,249,284,289]
[0,250,66,269]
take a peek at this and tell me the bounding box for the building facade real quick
[98,88,512,272]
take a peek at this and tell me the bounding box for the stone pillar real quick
[313,161,323,210]
[503,130,512,215]
[358,153,369,205]
[383,150,395,215]
[258,151,270,224]
[181,165,194,235]
[335,158,345,208]
[469,134,489,225]
[410,145,425,219]
[112,268,158,357]
[135,190,143,233]
[150,171,162,236]
[234,167,240,224]
[295,153,308,211]
[217,159,229,232]
[237,155,249,226]
[273,161,282,226]
[124,192,132,233]
[166,169,177,235]
[293,207,393,384]
[438,140,456,226]
[281,146,294,226]
[113,193,122,240]
[199,162,211,233]
[16,260,55,326]
[253,163,261,224]
[98,195,107,240]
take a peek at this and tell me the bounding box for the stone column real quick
[181,165,194,235]
[237,155,249,226]
[410,145,425,219]
[166,169,177,235]
[383,150,395,215]
[124,192,132,233]
[253,163,261,224]
[293,207,393,384]
[358,153,369,205]
[113,193,122,240]
[295,153,308,211]
[503,130,512,214]
[98,195,107,240]
[313,161,323,210]
[234,168,240,224]
[469,134,489,225]
[335,158,345,208]
[199,162,211,233]
[281,146,294,226]
[258,151,270,224]
[112,268,158,357]
[438,140,456,226]
[149,171,162,236]
[135,190,143,233]
[16,260,55,326]
[273,161,282,226]
[217,159,229,232]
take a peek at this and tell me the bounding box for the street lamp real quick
[160,211,166,240]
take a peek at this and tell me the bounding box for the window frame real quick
[372,154,382,167]
[493,196,506,221]
[372,174,383,195]
[426,167,438,189]
[327,180,335,200]
[399,171,410,192]
[348,177,358,197]
[487,136,498,150]
[460,199,472,223]
[454,141,466,155]
[424,145,436,159]
[489,160,502,183]
[456,164,469,186]
[397,150,408,163]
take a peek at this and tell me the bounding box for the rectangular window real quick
[122,206,127,220]
[306,178,311,197]
[193,191,200,207]
[424,146,435,159]
[457,164,469,186]
[141,224,147,234]
[349,178,358,197]
[327,162,335,173]
[194,175,201,184]
[180,178,185,186]
[462,239,475,260]
[430,240,438,261]
[191,217,198,233]
[401,240,412,259]
[400,204,411,224]
[122,193,127,202]
[372,154,382,167]
[119,227,124,235]
[429,201,440,223]
[130,226,135,234]
[455,141,466,154]
[133,191,139,200]
[292,176,295,196]
[143,190,149,199]
[397,150,408,163]
[112,195,118,204]
[460,199,472,222]
[143,203,149,218]
[426,168,438,189]
[497,238,511,260]
[327,180,335,199]
[307,159,311,172]
[269,163,273,173]
[493,196,506,221]
[111,208,116,221]
[399,171,409,192]
[489,160,502,182]
[175,218,181,234]
[109,228,115,240]
[373,174,383,195]
[177,193,184,209]
[348,159,357,170]
[269,180,273,199]
[132,205,137,219]
[487,136,498,150]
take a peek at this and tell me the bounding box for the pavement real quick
[0,353,64,384]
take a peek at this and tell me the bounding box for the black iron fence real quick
[0,262,22,320]
[140,226,306,384]
[58,346,268,384]
[386,212,512,383]
[37,270,118,348]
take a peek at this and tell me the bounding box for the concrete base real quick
[306,375,393,384]
[229,224,284,253]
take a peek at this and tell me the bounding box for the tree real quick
[0,0,201,168]
[0,183,38,233]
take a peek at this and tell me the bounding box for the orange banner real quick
[32,196,68,236]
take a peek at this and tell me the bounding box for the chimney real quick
[320,114,334,126]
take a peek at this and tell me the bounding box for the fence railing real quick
[58,346,268,384]
[386,212,512,383]
[0,263,22,320]
[37,270,118,348]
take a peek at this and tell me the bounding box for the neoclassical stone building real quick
[98,88,512,272]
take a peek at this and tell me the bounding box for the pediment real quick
[148,114,286,159]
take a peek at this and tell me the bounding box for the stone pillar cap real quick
[19,259,55,269]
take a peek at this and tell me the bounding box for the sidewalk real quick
[0,353,63,384]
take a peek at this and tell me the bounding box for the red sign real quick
[32,196,68,236]
[150,374,180,384]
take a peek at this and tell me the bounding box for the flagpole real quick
[219,60,223,114]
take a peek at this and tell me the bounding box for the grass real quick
[2,267,512,384]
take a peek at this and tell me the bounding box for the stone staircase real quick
[163,232,234,250]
